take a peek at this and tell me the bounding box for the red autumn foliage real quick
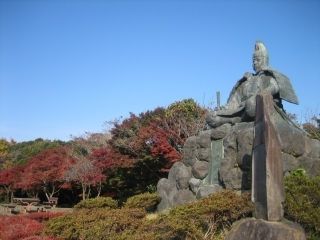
[109,113,142,157]
[0,212,63,240]
[91,147,134,169]
[0,166,22,188]
[0,166,23,201]
[109,110,183,169]
[134,122,182,170]
[0,215,43,240]
[108,101,205,172]
[19,147,75,200]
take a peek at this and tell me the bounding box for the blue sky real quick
[1,0,319,142]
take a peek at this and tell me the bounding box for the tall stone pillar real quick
[252,93,284,221]
[226,93,306,240]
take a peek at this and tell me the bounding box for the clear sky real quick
[1,0,320,142]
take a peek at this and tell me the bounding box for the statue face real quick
[253,56,265,73]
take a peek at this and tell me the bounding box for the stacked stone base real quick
[157,107,320,211]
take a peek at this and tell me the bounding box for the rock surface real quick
[225,218,306,240]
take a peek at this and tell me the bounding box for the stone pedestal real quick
[225,218,306,240]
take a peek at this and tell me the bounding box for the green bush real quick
[284,170,320,239]
[122,190,253,240]
[74,197,118,209]
[44,190,252,240]
[124,192,161,212]
[44,208,146,240]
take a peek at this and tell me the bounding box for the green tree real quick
[7,138,65,165]
[0,139,11,168]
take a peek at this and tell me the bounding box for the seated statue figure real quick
[206,41,299,128]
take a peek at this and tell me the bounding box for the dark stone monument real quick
[206,41,298,129]
[252,93,284,221]
[225,93,306,240]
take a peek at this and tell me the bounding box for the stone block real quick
[189,177,201,194]
[192,160,209,179]
[196,184,222,199]
[176,165,192,190]
[157,178,176,198]
[225,218,306,240]
[281,152,299,174]
[236,127,253,170]
[210,123,231,140]
[156,196,170,212]
[197,130,211,148]
[219,163,243,190]
[305,138,320,159]
[157,178,178,211]
[172,189,195,207]
[297,155,320,176]
[219,131,242,189]
[273,114,306,157]
[168,162,184,183]
[182,136,199,167]
[198,148,211,162]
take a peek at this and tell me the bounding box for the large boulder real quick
[192,160,209,179]
[225,218,306,240]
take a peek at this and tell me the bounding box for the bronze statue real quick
[206,41,298,128]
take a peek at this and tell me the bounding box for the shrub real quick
[284,170,320,239]
[124,192,161,212]
[22,236,58,240]
[0,212,63,240]
[303,123,320,141]
[44,208,146,240]
[26,212,64,222]
[44,190,252,240]
[74,196,118,209]
[0,215,43,240]
[120,190,252,240]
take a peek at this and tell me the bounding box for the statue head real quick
[253,41,269,73]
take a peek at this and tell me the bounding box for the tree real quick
[0,166,22,202]
[103,99,207,198]
[20,147,74,200]
[0,139,14,168]
[164,98,207,141]
[7,138,65,165]
[109,99,206,162]
[65,156,105,200]
[133,122,182,169]
[64,140,113,200]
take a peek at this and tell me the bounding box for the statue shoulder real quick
[262,69,299,104]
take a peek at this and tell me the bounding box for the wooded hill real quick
[0,99,207,205]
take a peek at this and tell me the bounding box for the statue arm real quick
[217,93,245,116]
[262,78,279,96]
[216,74,249,116]
[244,77,280,118]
